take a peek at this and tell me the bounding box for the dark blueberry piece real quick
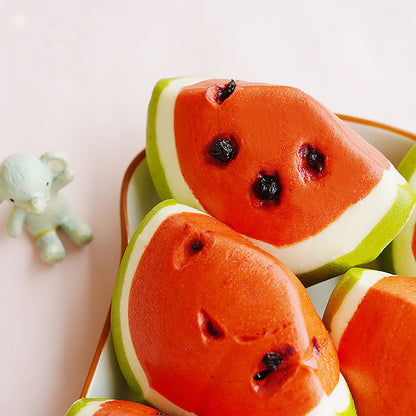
[263,352,283,371]
[253,352,284,381]
[252,172,282,202]
[190,239,204,253]
[217,79,236,104]
[253,369,270,381]
[210,137,238,164]
[300,144,325,173]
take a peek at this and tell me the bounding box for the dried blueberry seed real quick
[191,240,204,253]
[253,369,270,381]
[217,79,236,104]
[210,137,238,164]
[263,352,283,371]
[253,352,284,381]
[300,144,325,173]
[253,172,282,202]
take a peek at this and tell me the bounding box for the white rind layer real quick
[116,202,352,416]
[306,374,351,416]
[75,400,105,416]
[330,269,392,350]
[156,76,207,209]
[252,166,404,274]
[391,172,416,275]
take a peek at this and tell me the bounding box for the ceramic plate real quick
[80,115,416,401]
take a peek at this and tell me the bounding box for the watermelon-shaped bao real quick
[380,143,416,275]
[65,398,170,415]
[323,267,416,415]
[146,77,416,286]
[111,200,356,416]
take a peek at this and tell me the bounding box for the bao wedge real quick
[146,77,415,286]
[111,200,355,416]
[323,268,416,416]
[65,398,171,415]
[380,144,416,275]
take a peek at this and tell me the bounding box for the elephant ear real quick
[40,150,70,172]
[40,150,74,192]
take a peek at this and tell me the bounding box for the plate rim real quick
[79,114,416,399]
[79,151,146,398]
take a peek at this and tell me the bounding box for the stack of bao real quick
[66,79,416,416]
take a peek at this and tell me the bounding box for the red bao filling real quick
[174,80,388,246]
[128,212,339,415]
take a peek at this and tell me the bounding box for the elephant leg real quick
[60,213,93,246]
[36,229,65,263]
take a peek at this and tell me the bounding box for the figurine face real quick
[0,153,53,213]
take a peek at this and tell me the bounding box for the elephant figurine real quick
[0,151,93,263]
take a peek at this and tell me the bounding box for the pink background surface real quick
[1,1,416,415]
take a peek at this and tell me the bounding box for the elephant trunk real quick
[29,195,49,214]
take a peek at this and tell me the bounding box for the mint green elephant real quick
[0,151,93,263]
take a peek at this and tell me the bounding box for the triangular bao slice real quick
[65,398,171,415]
[380,144,416,275]
[323,268,416,416]
[111,200,355,416]
[146,77,415,286]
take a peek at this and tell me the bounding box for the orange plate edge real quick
[80,149,146,398]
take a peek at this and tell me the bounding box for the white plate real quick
[81,115,416,400]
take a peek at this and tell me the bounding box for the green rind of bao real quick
[338,386,357,416]
[397,143,416,181]
[111,199,180,403]
[300,182,415,287]
[65,398,105,416]
[146,78,178,201]
[379,144,416,273]
[322,268,365,330]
